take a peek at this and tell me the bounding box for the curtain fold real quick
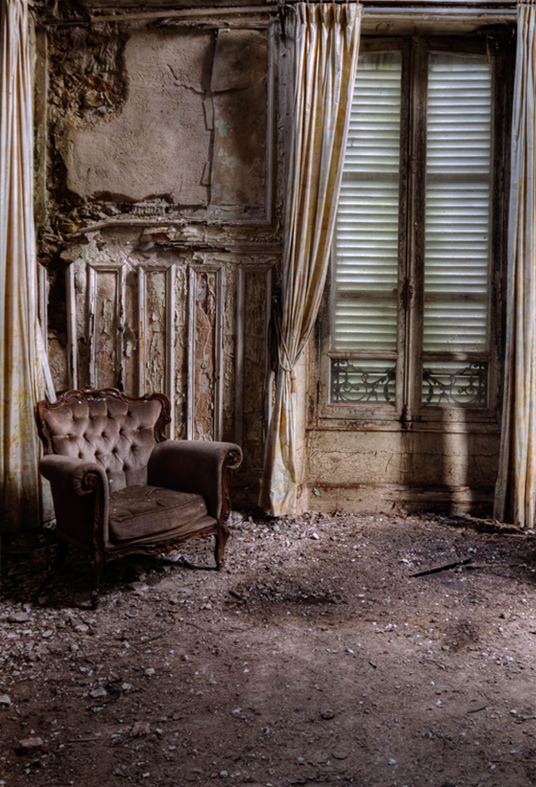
[494,0,536,528]
[1,0,54,533]
[259,2,362,516]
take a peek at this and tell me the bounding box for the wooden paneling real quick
[187,264,224,441]
[235,263,273,470]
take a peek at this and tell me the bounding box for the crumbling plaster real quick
[37,8,283,507]
[62,28,213,205]
[37,3,502,514]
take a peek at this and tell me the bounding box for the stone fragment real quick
[7,612,30,624]
[0,695,12,706]
[468,702,489,714]
[131,721,150,737]
[132,583,150,594]
[18,737,44,754]
[90,687,107,699]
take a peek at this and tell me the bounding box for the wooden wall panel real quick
[187,264,224,441]
[172,265,188,440]
[65,256,274,478]
[235,263,273,470]
[88,266,126,390]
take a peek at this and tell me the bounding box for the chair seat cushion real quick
[109,485,209,542]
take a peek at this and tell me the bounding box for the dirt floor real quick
[2,510,536,787]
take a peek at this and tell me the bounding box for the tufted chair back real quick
[36,389,170,493]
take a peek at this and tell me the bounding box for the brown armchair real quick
[35,388,242,595]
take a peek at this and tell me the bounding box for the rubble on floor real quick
[1,510,536,786]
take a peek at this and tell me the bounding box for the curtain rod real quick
[41,2,517,27]
[364,6,516,13]
[42,6,279,25]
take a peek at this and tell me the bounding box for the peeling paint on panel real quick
[211,29,269,212]
[95,271,119,388]
[62,28,212,207]
[123,267,138,395]
[145,271,167,395]
[72,258,90,389]
[221,264,237,444]
[173,264,188,440]
[242,268,270,469]
[193,271,216,441]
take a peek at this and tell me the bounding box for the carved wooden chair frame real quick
[35,387,240,594]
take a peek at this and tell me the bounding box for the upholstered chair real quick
[35,388,242,597]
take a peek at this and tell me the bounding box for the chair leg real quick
[91,550,104,605]
[52,540,69,571]
[214,521,230,570]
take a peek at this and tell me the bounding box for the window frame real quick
[314,30,514,431]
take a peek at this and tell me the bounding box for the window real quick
[321,35,512,425]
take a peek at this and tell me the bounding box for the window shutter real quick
[332,52,402,353]
[423,53,492,353]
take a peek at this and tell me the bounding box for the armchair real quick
[35,388,242,595]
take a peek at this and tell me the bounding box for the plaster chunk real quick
[63,29,212,205]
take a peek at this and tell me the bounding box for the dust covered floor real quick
[2,512,536,787]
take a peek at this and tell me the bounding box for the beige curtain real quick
[259,2,362,516]
[1,0,54,533]
[494,0,536,529]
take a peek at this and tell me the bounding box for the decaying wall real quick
[36,2,503,515]
[37,5,284,507]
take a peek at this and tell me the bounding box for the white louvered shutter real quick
[332,52,402,354]
[424,52,492,354]
[329,45,494,409]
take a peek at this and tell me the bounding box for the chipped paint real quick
[211,28,270,209]
[145,271,167,395]
[242,268,271,469]
[193,270,216,441]
[215,119,228,138]
[38,16,284,507]
[173,264,188,440]
[95,272,119,387]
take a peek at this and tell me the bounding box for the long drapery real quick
[259,3,362,516]
[494,0,536,529]
[1,0,53,533]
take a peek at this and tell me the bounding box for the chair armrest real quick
[40,455,109,497]
[148,441,242,520]
[40,455,110,547]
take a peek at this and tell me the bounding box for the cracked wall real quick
[45,20,271,233]
[305,424,500,517]
[62,28,213,206]
[38,7,499,514]
[38,10,282,506]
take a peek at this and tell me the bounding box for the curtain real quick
[259,3,362,516]
[1,0,54,533]
[494,0,536,529]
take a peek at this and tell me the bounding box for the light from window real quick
[330,43,494,410]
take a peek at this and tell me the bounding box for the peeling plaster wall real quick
[63,28,213,205]
[304,426,500,516]
[38,9,282,506]
[211,29,269,210]
[37,4,499,514]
